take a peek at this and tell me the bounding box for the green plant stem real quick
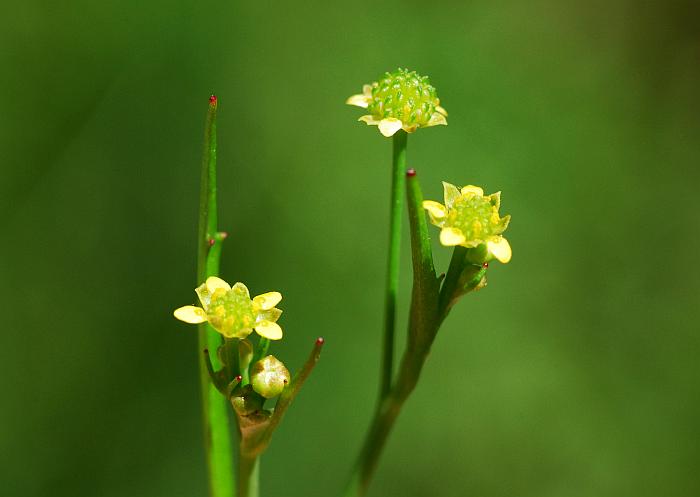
[237,339,324,497]
[381,130,407,399]
[438,246,467,319]
[238,455,260,497]
[197,96,235,497]
[345,171,441,497]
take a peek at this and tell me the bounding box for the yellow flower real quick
[423,182,512,263]
[346,68,447,137]
[174,277,283,340]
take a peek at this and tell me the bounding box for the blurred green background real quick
[2,1,699,496]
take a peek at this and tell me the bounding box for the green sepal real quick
[465,243,489,265]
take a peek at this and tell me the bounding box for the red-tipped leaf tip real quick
[406,168,417,177]
[315,337,325,345]
[234,375,242,382]
[482,262,489,269]
[208,238,215,246]
[209,95,217,105]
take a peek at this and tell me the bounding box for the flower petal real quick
[422,200,447,226]
[358,115,380,125]
[174,305,208,324]
[206,276,231,294]
[195,283,212,308]
[487,237,512,263]
[255,320,283,340]
[231,282,250,298]
[362,84,373,97]
[402,123,419,133]
[442,182,461,209]
[253,291,282,311]
[346,94,371,108]
[488,191,501,209]
[461,185,484,197]
[440,227,466,246]
[378,118,403,137]
[425,111,447,127]
[257,308,283,323]
[435,105,448,116]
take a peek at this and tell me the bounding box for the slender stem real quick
[343,347,431,496]
[381,130,407,398]
[238,455,260,497]
[438,246,467,319]
[197,95,235,497]
[345,171,442,497]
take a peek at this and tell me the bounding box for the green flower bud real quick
[231,384,264,416]
[250,355,291,399]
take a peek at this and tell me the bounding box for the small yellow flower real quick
[423,182,512,263]
[346,68,448,137]
[174,277,284,340]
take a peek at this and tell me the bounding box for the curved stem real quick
[197,96,235,497]
[381,131,407,398]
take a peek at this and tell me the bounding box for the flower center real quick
[368,69,439,126]
[207,286,255,337]
[449,195,505,242]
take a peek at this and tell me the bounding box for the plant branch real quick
[345,170,441,496]
[197,95,235,497]
[381,130,407,399]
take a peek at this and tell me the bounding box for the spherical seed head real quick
[445,192,508,243]
[206,285,256,338]
[367,69,440,128]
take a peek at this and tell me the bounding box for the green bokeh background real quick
[2,1,699,496]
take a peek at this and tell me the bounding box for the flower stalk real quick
[381,130,407,398]
[196,95,236,497]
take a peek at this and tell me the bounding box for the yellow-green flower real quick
[423,182,512,263]
[346,68,447,137]
[174,277,284,340]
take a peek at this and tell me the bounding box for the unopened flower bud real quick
[231,384,264,416]
[250,355,291,399]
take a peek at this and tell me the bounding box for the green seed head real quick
[367,68,440,127]
[207,285,256,338]
[448,193,509,244]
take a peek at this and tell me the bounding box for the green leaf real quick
[405,171,441,348]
